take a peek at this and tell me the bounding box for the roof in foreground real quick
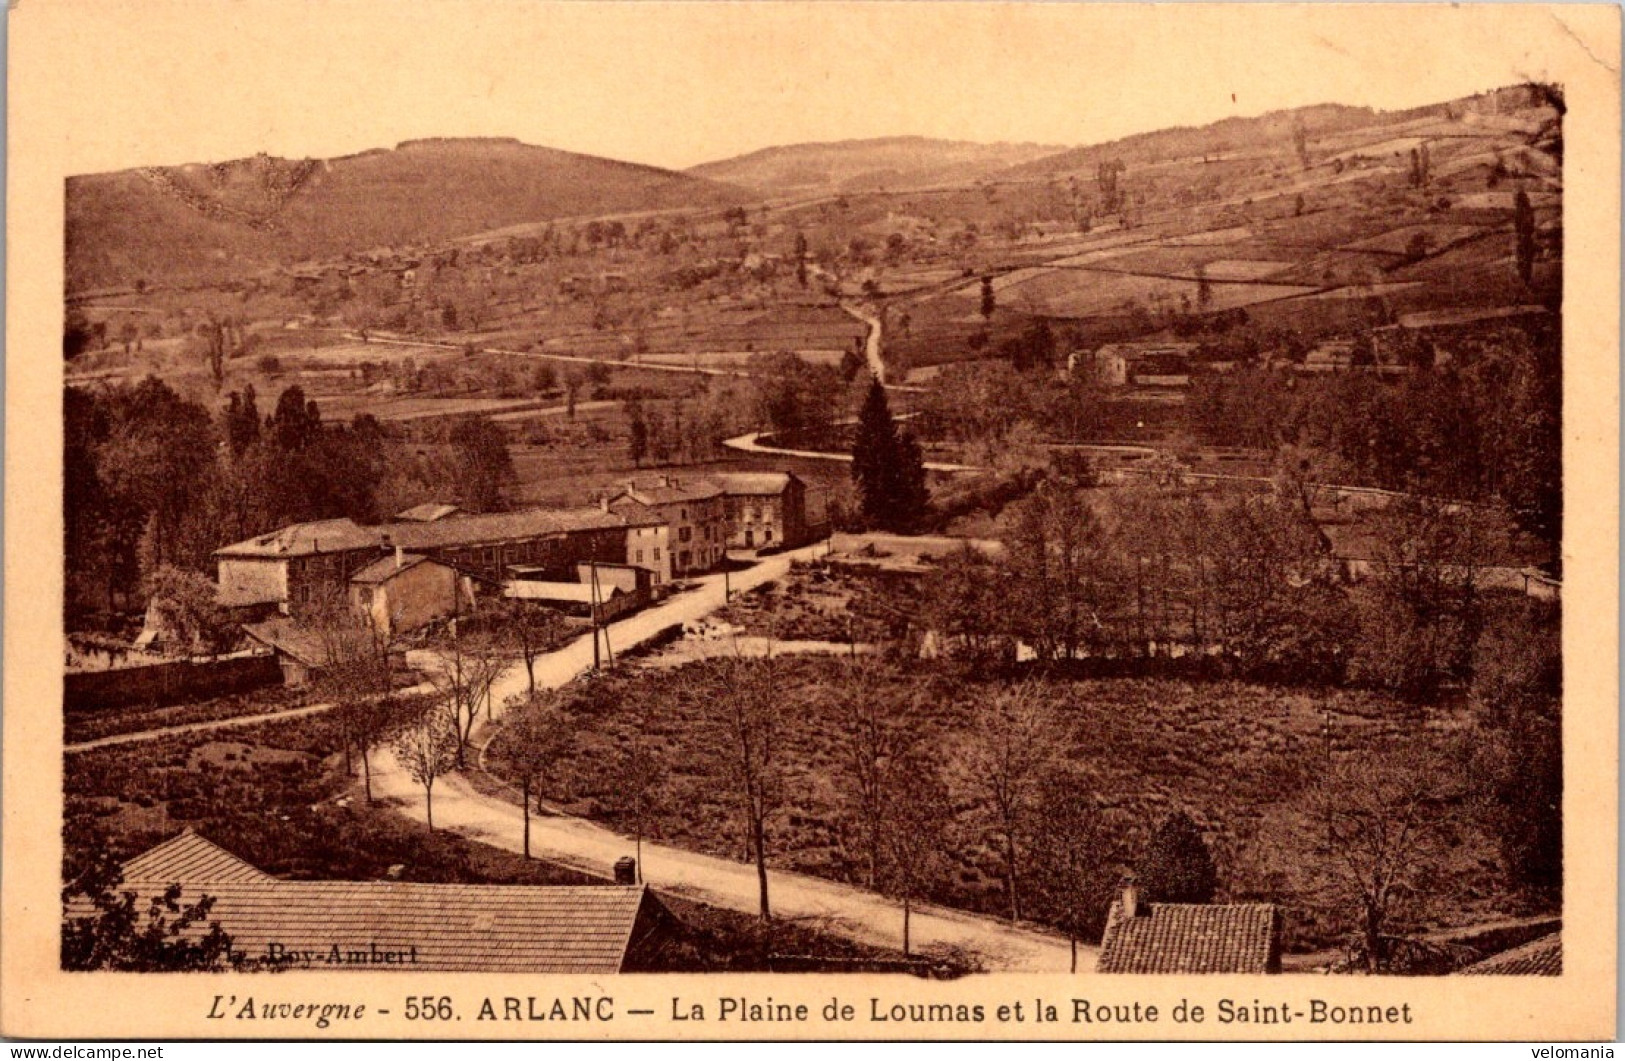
[120,830,274,886]
[1459,933,1562,976]
[84,834,659,974]
[1098,902,1281,974]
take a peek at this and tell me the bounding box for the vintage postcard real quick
[3,0,1619,1043]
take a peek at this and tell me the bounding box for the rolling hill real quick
[686,136,1069,198]
[66,138,753,292]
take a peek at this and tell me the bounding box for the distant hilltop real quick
[66,138,751,293]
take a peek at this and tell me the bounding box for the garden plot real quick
[1189,258,1294,282]
[1299,281,1427,300]
[637,348,845,368]
[1201,282,1321,312]
[332,396,563,421]
[1265,249,1397,287]
[1256,210,1408,251]
[1328,136,1427,165]
[873,266,967,292]
[1342,223,1487,256]
[1159,225,1254,247]
[998,269,1315,318]
[942,266,1054,300]
[999,270,1190,316]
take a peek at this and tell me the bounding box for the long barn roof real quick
[217,506,639,559]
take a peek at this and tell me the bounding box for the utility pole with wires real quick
[589,560,614,670]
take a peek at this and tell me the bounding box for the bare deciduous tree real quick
[607,721,667,883]
[1031,773,1121,972]
[829,662,923,889]
[430,624,507,767]
[697,656,783,921]
[879,748,951,957]
[393,703,461,832]
[489,598,569,701]
[303,585,399,792]
[962,682,1063,922]
[1311,741,1456,972]
[500,695,576,860]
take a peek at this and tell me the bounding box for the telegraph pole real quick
[590,560,601,671]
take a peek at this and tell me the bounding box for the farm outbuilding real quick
[1098,881,1283,974]
[71,832,680,974]
[348,550,465,637]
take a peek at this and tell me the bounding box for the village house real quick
[1097,879,1283,974]
[712,471,810,551]
[347,549,464,638]
[606,476,730,578]
[73,831,679,973]
[607,497,672,584]
[1071,342,1199,388]
[215,504,661,613]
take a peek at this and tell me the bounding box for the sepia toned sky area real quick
[22,1,1600,176]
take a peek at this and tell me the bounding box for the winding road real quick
[367,542,1086,972]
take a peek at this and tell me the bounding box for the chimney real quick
[599,495,611,513]
[613,856,637,886]
[1121,874,1143,918]
[395,544,405,570]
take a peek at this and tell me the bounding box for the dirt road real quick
[369,543,1088,972]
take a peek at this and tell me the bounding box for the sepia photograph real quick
[5,0,1619,1043]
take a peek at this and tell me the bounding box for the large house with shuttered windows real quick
[604,471,812,578]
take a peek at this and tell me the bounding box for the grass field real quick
[487,655,1532,953]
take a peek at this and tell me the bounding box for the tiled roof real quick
[617,478,725,505]
[349,553,435,584]
[216,518,378,558]
[242,617,371,669]
[395,502,462,522]
[506,582,623,604]
[120,830,274,886]
[72,836,663,974]
[386,508,628,551]
[712,472,797,496]
[606,497,666,527]
[217,507,633,559]
[1460,933,1562,976]
[1098,902,1281,974]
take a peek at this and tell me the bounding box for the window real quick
[636,550,644,564]
[680,507,687,520]
[679,526,692,543]
[764,528,773,542]
[653,548,660,560]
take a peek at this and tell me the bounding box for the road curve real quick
[368,543,1086,972]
